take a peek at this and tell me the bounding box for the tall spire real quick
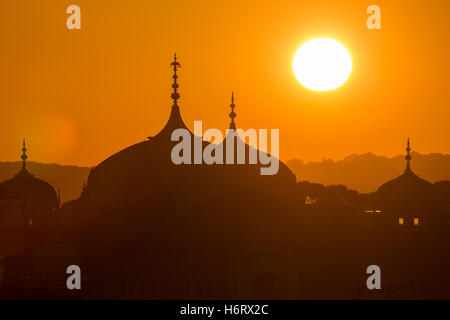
[405,138,412,171]
[151,54,187,139]
[229,92,236,130]
[21,138,28,171]
[170,53,181,107]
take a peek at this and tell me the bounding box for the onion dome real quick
[211,93,299,246]
[222,92,296,184]
[376,139,434,199]
[374,139,443,225]
[82,55,207,218]
[2,139,58,217]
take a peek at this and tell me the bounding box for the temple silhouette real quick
[0,56,449,299]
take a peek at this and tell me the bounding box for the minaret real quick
[229,92,236,130]
[21,138,28,171]
[405,138,412,172]
[170,53,181,107]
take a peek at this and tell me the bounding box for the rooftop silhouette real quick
[0,57,449,300]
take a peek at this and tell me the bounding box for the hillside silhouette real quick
[1,152,449,203]
[288,152,450,193]
[1,56,450,299]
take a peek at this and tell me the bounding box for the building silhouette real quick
[372,139,446,228]
[0,140,79,298]
[70,54,299,299]
[0,56,449,299]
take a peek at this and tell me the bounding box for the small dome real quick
[376,166,435,203]
[373,140,444,223]
[2,168,58,212]
[1,140,58,215]
[376,139,435,204]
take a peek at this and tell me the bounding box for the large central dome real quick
[79,56,297,228]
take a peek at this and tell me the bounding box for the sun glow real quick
[293,38,352,92]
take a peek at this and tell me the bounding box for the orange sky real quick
[0,0,449,166]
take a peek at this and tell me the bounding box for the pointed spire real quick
[21,138,28,171]
[229,92,236,130]
[170,53,181,107]
[152,54,188,139]
[405,138,412,171]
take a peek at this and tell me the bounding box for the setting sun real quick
[293,38,352,92]
[1,0,450,305]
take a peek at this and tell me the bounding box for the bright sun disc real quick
[293,38,352,92]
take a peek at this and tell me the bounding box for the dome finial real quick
[21,138,28,170]
[229,92,236,130]
[170,53,181,107]
[405,138,412,170]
